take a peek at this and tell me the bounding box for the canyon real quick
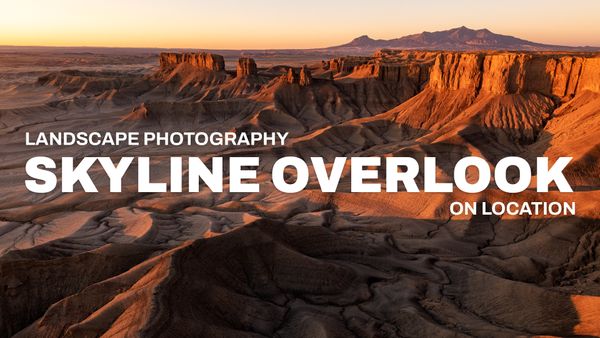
[0,47,599,337]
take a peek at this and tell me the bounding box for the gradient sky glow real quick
[1,0,599,49]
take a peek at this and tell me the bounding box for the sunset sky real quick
[1,0,599,49]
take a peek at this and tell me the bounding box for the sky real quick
[1,0,599,49]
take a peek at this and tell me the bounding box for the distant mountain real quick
[329,26,599,52]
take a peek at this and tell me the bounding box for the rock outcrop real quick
[429,52,600,100]
[299,66,312,86]
[324,50,600,100]
[352,62,429,85]
[283,66,313,86]
[329,56,370,73]
[159,52,225,71]
[236,57,257,77]
[328,51,436,89]
[285,68,299,84]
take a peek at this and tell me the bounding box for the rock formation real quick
[299,65,312,86]
[329,56,370,74]
[429,52,600,101]
[236,57,257,77]
[282,66,313,86]
[159,52,225,71]
[286,67,299,84]
[328,51,435,89]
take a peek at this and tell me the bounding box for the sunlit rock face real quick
[236,57,257,77]
[299,65,312,86]
[428,52,600,100]
[159,52,225,71]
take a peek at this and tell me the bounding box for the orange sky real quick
[1,0,599,49]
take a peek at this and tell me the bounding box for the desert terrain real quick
[0,42,599,337]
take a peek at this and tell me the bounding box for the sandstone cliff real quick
[159,52,225,71]
[285,67,298,84]
[285,67,313,86]
[236,57,257,77]
[429,52,600,100]
[329,51,436,89]
[324,50,600,101]
[299,65,312,86]
[329,56,371,73]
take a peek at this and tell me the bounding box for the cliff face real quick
[283,67,313,86]
[324,51,600,102]
[329,51,436,89]
[429,52,600,100]
[299,65,312,86]
[154,50,599,100]
[159,52,225,71]
[285,68,298,84]
[378,51,599,158]
[352,62,429,85]
[150,50,599,140]
[329,56,371,73]
[236,57,257,77]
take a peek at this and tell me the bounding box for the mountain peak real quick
[351,35,373,42]
[332,26,592,52]
[344,34,383,47]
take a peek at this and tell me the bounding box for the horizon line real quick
[2,43,600,50]
[2,26,600,51]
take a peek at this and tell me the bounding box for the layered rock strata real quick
[236,57,257,77]
[159,52,225,71]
